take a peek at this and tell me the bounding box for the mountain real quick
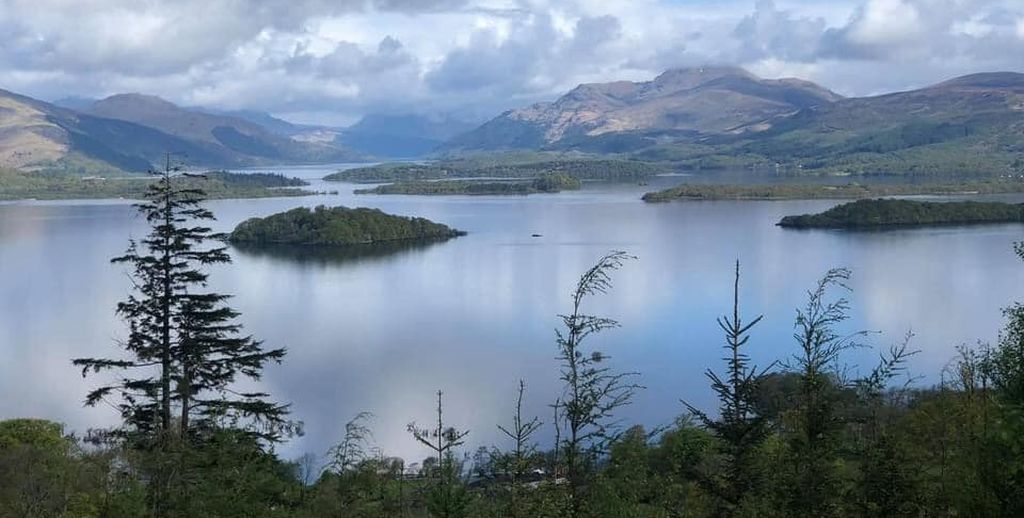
[0,88,232,171]
[337,113,480,158]
[0,89,367,172]
[52,96,99,111]
[693,71,1024,174]
[445,67,1024,175]
[85,94,363,164]
[196,108,307,136]
[446,66,842,151]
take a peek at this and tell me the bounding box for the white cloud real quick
[846,0,925,47]
[0,0,1021,125]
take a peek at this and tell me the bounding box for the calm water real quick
[2,164,1023,463]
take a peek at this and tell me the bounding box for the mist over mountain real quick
[337,113,480,158]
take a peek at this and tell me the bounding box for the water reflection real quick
[1,167,1022,465]
[229,238,458,267]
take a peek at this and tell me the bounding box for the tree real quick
[74,159,291,443]
[781,268,867,517]
[553,250,640,516]
[493,380,543,518]
[684,261,771,514]
[72,160,293,516]
[408,390,470,518]
[852,333,921,517]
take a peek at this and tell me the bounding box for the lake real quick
[1,164,1022,464]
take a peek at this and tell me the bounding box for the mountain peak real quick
[653,66,755,89]
[933,72,1024,90]
[94,93,179,110]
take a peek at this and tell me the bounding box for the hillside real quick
[446,68,1024,176]
[0,88,367,173]
[0,88,224,172]
[86,94,364,165]
[445,66,842,151]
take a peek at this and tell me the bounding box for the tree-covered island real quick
[228,205,466,246]
[0,168,312,201]
[642,178,1024,202]
[778,198,1024,228]
[354,173,582,195]
[324,156,664,183]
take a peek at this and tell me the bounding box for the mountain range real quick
[4,66,1023,175]
[445,66,1024,175]
[0,91,366,172]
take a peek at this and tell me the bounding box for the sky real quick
[1,0,1023,126]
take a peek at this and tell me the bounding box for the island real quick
[0,169,311,201]
[777,198,1024,229]
[325,155,665,183]
[354,173,582,196]
[642,179,1024,203]
[227,205,466,246]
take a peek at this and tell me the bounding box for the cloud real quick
[734,0,828,62]
[0,0,1021,125]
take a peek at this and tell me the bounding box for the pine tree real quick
[782,268,866,517]
[684,261,771,514]
[408,390,470,518]
[73,159,291,444]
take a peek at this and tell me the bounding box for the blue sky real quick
[0,0,1021,125]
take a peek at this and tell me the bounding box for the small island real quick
[354,173,582,196]
[641,179,1024,203]
[227,205,465,246]
[778,198,1024,229]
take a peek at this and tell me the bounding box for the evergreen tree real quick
[553,250,640,517]
[684,261,771,515]
[781,268,866,517]
[408,390,470,518]
[73,159,292,444]
[493,380,543,518]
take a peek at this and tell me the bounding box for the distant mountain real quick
[338,113,480,158]
[444,67,1024,175]
[0,88,234,171]
[52,96,98,111]
[690,71,1024,174]
[85,94,364,164]
[446,66,842,151]
[195,108,307,136]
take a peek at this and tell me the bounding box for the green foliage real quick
[229,205,465,246]
[684,262,772,514]
[357,180,538,195]
[642,178,1024,202]
[553,250,640,517]
[74,163,292,444]
[0,168,310,201]
[326,157,665,183]
[779,198,1024,228]
[355,172,582,196]
[0,419,67,452]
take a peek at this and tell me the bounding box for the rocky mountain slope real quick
[445,66,843,151]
